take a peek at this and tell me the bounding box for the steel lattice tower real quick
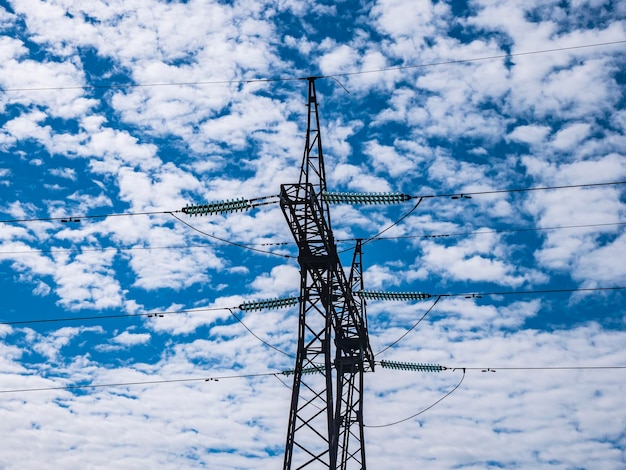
[280,78,374,469]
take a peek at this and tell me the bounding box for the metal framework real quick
[280,78,374,469]
[335,239,370,469]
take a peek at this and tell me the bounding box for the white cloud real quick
[49,167,77,180]
[112,330,151,346]
[330,163,393,192]
[573,232,626,285]
[128,244,221,291]
[364,140,417,178]
[508,124,551,145]
[319,44,359,75]
[250,264,300,297]
[0,35,95,124]
[31,326,104,360]
[551,122,593,150]
[3,111,52,145]
[32,280,51,296]
[52,250,123,310]
[427,154,488,190]
[371,0,450,47]
[414,232,545,287]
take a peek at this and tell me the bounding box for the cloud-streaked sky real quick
[1,0,625,468]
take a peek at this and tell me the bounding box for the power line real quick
[1,181,622,226]
[369,286,626,356]
[338,196,423,254]
[0,306,230,326]
[332,40,626,79]
[0,209,177,225]
[4,363,623,395]
[3,286,620,375]
[348,221,626,244]
[376,296,442,357]
[1,296,294,360]
[363,362,626,428]
[0,243,213,256]
[227,308,294,358]
[364,368,466,428]
[335,181,625,254]
[3,40,624,93]
[0,370,283,394]
[3,286,623,328]
[444,286,626,298]
[1,303,291,357]
[360,197,423,249]
[460,366,626,371]
[1,220,623,257]
[1,75,300,93]
[417,180,626,200]
[0,209,294,258]
[168,212,293,259]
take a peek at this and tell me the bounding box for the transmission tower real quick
[280,77,375,469]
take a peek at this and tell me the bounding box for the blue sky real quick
[1,0,625,468]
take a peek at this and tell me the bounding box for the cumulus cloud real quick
[112,330,151,346]
[414,233,543,287]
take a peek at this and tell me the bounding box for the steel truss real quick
[280,78,374,470]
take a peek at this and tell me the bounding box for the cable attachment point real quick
[451,194,472,200]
